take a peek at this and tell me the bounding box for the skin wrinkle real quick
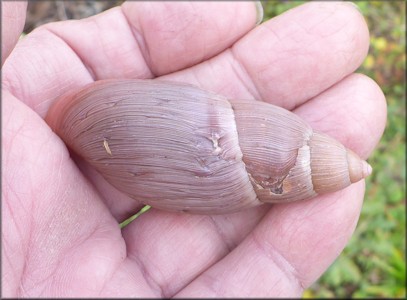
[342,110,365,148]
[263,23,283,43]
[83,18,112,78]
[35,178,87,247]
[15,237,42,297]
[21,258,59,297]
[122,212,245,298]
[250,232,304,293]
[132,4,191,75]
[41,27,96,81]
[30,134,55,182]
[329,24,365,72]
[163,4,201,70]
[201,268,233,297]
[2,239,15,280]
[2,63,23,102]
[3,104,34,298]
[51,150,66,213]
[341,95,374,155]
[163,229,226,297]
[161,265,196,298]
[123,2,256,76]
[24,234,74,296]
[358,117,376,157]
[121,11,153,76]
[270,200,331,261]
[3,107,20,166]
[86,241,127,297]
[228,48,261,101]
[297,203,359,288]
[298,235,327,287]
[307,79,372,154]
[97,261,124,297]
[1,2,27,65]
[283,190,361,288]
[188,66,210,93]
[52,6,151,80]
[292,3,361,41]
[79,171,130,223]
[16,35,60,98]
[166,25,192,65]
[190,8,207,64]
[53,210,101,256]
[71,155,145,223]
[54,224,122,296]
[231,48,270,101]
[9,181,35,298]
[3,30,95,116]
[196,272,221,296]
[2,134,19,185]
[167,13,195,43]
[233,4,367,109]
[207,216,234,253]
[269,51,317,107]
[17,278,31,298]
[294,11,335,38]
[19,172,118,297]
[16,212,34,298]
[97,6,152,78]
[207,6,224,52]
[296,80,367,149]
[133,214,227,298]
[278,217,304,259]
[128,253,164,298]
[285,202,315,227]
[3,190,28,251]
[2,202,25,295]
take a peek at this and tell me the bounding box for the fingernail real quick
[345,1,362,12]
[255,1,264,25]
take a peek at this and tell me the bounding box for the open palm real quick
[2,1,386,297]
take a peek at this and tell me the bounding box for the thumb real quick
[1,1,27,66]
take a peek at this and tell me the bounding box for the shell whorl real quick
[46,79,371,214]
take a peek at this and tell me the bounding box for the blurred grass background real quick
[261,1,406,298]
[23,1,406,298]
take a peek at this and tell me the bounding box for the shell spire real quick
[309,132,371,194]
[347,149,372,182]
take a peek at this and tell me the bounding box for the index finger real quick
[2,1,260,117]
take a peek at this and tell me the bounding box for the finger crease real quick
[207,216,235,253]
[251,232,306,292]
[40,27,96,81]
[228,47,263,100]
[119,6,155,77]
[129,252,164,298]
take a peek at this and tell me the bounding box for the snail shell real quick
[46,79,371,214]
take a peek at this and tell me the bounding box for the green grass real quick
[260,1,406,298]
[119,205,151,228]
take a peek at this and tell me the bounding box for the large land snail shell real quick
[46,79,371,214]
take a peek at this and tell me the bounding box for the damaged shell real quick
[46,79,371,214]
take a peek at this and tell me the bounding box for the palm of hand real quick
[2,1,386,297]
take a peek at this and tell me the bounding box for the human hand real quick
[2,1,386,297]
